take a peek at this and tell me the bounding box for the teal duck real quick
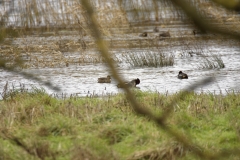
[178,71,188,79]
[98,75,111,83]
[117,78,140,88]
[139,32,147,37]
[159,30,170,37]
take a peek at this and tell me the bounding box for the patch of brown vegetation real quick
[71,146,99,160]
[71,145,119,160]
[99,127,133,145]
[3,133,57,160]
[128,141,188,160]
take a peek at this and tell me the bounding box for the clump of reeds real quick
[199,54,225,69]
[122,50,174,68]
[2,0,130,37]
[1,82,28,100]
[1,82,45,100]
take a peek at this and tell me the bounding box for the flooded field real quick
[1,0,240,97]
[1,23,240,97]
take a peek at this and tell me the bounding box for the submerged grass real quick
[1,88,240,159]
[199,54,225,69]
[122,50,174,68]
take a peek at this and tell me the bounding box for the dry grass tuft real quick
[99,126,133,145]
[5,135,57,160]
[128,141,188,160]
[71,146,98,160]
[0,148,11,160]
[71,145,119,160]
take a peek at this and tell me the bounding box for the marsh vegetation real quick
[1,0,240,159]
[1,88,240,159]
[122,50,174,68]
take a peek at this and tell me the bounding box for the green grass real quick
[1,89,240,159]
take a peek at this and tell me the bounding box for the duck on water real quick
[98,75,111,83]
[178,71,188,79]
[117,78,140,88]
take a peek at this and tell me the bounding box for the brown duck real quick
[153,26,159,32]
[159,30,171,37]
[139,32,147,37]
[98,75,111,83]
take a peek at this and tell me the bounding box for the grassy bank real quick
[1,89,240,160]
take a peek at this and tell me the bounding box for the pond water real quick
[1,23,240,98]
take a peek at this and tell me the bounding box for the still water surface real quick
[1,38,240,97]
